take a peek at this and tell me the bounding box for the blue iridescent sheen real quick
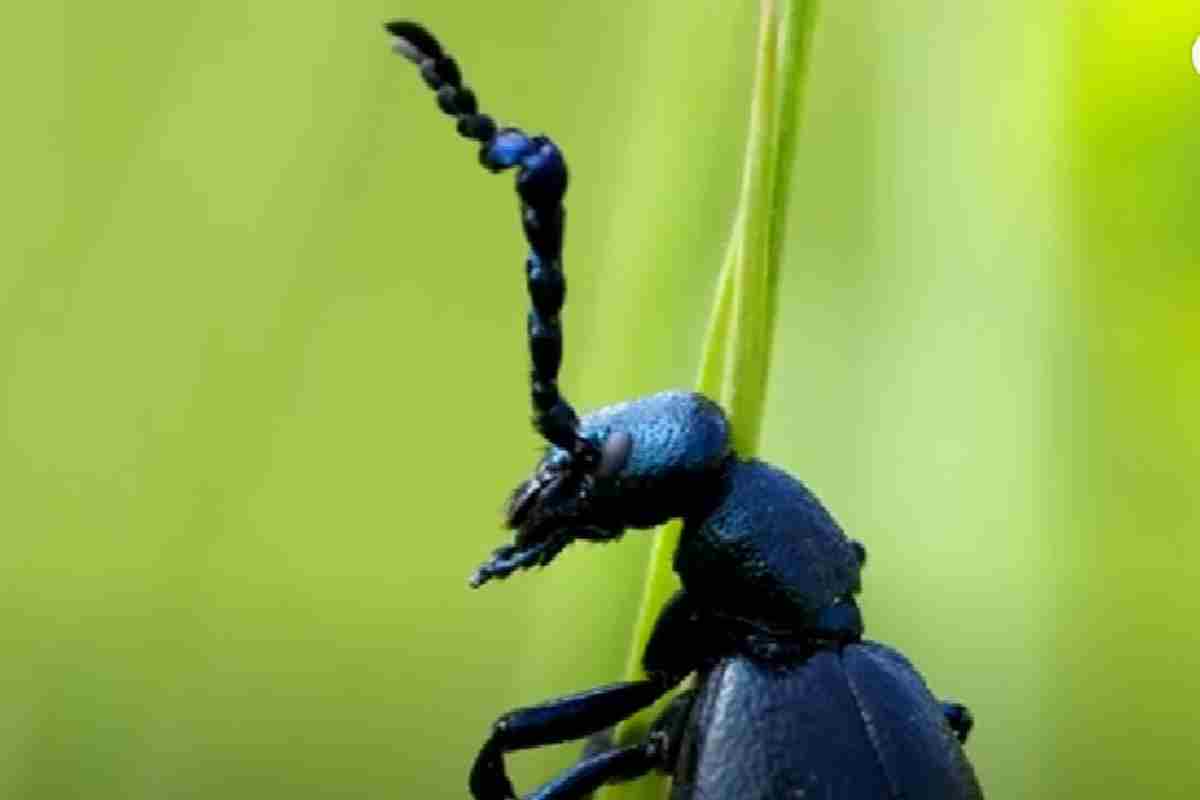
[484,129,534,169]
[385,20,982,800]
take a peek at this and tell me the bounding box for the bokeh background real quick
[6,0,1199,797]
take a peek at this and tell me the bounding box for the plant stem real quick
[595,2,820,798]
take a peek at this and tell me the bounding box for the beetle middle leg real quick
[523,742,660,800]
[469,676,681,800]
[470,590,708,800]
[521,690,699,800]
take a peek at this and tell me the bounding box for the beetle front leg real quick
[531,688,697,800]
[522,741,659,800]
[469,675,680,800]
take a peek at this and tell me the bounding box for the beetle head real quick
[469,391,731,588]
[469,431,632,587]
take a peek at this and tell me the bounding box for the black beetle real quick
[384,20,983,800]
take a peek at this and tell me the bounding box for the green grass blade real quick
[595,2,820,798]
[762,0,819,377]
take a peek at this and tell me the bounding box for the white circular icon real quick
[1194,36,1200,74]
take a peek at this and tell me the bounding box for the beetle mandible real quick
[384,20,984,800]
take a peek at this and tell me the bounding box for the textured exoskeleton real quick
[385,20,983,800]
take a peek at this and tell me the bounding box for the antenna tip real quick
[383,20,444,64]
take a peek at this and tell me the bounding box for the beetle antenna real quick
[384,21,597,464]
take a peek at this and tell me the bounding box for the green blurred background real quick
[6,0,1199,797]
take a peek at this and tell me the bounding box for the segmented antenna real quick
[385,21,597,464]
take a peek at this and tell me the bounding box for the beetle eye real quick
[504,478,540,528]
[595,431,632,479]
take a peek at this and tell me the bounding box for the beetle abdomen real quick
[842,643,983,799]
[676,652,892,799]
[675,647,982,800]
[675,459,860,629]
